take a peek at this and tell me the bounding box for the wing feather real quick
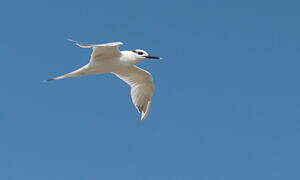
[113,66,154,122]
[67,39,123,63]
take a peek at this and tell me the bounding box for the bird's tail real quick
[44,74,70,82]
[45,65,90,82]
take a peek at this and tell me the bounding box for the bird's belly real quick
[87,61,126,74]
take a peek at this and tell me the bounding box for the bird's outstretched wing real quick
[113,66,154,122]
[67,39,123,63]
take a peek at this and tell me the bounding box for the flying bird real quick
[46,39,162,122]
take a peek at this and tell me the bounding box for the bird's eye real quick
[138,52,144,55]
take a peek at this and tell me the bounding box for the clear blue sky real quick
[1,0,299,179]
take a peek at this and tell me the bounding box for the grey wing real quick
[67,39,123,62]
[113,66,154,122]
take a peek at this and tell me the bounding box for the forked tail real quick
[44,74,70,82]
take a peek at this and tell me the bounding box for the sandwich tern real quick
[46,39,162,122]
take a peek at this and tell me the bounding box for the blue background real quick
[1,0,299,179]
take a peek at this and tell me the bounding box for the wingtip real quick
[140,111,147,122]
[66,38,77,43]
[140,99,152,122]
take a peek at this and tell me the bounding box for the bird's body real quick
[46,39,162,122]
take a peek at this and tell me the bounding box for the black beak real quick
[144,55,163,60]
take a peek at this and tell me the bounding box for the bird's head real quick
[131,49,163,61]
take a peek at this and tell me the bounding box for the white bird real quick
[46,39,162,122]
